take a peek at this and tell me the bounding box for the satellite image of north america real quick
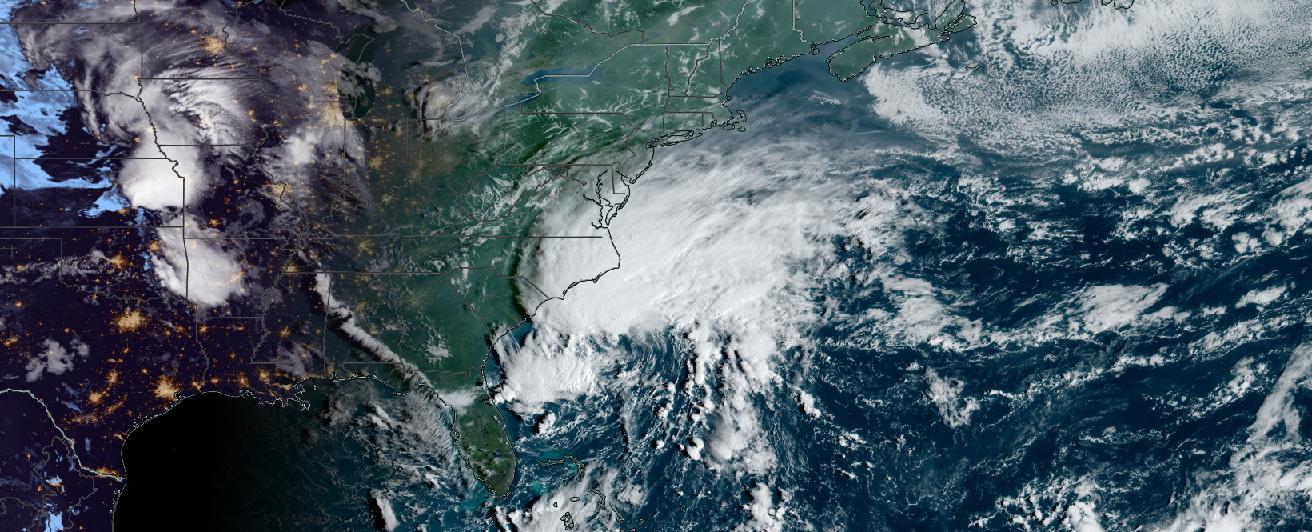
[2,0,1312,530]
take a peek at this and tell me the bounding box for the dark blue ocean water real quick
[112,8,1312,532]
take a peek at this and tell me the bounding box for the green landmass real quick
[322,0,974,496]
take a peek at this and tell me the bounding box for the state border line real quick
[0,225,183,229]
[282,267,487,276]
[184,234,603,240]
[4,134,12,226]
[2,13,145,231]
[138,77,264,81]
[517,40,726,115]
[0,20,142,25]
[3,3,617,378]
[157,143,249,147]
[0,5,253,231]
[0,89,107,93]
[14,156,170,160]
[0,236,65,280]
[663,41,725,99]
[503,161,624,196]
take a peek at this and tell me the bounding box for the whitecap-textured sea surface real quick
[491,1,1312,530]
